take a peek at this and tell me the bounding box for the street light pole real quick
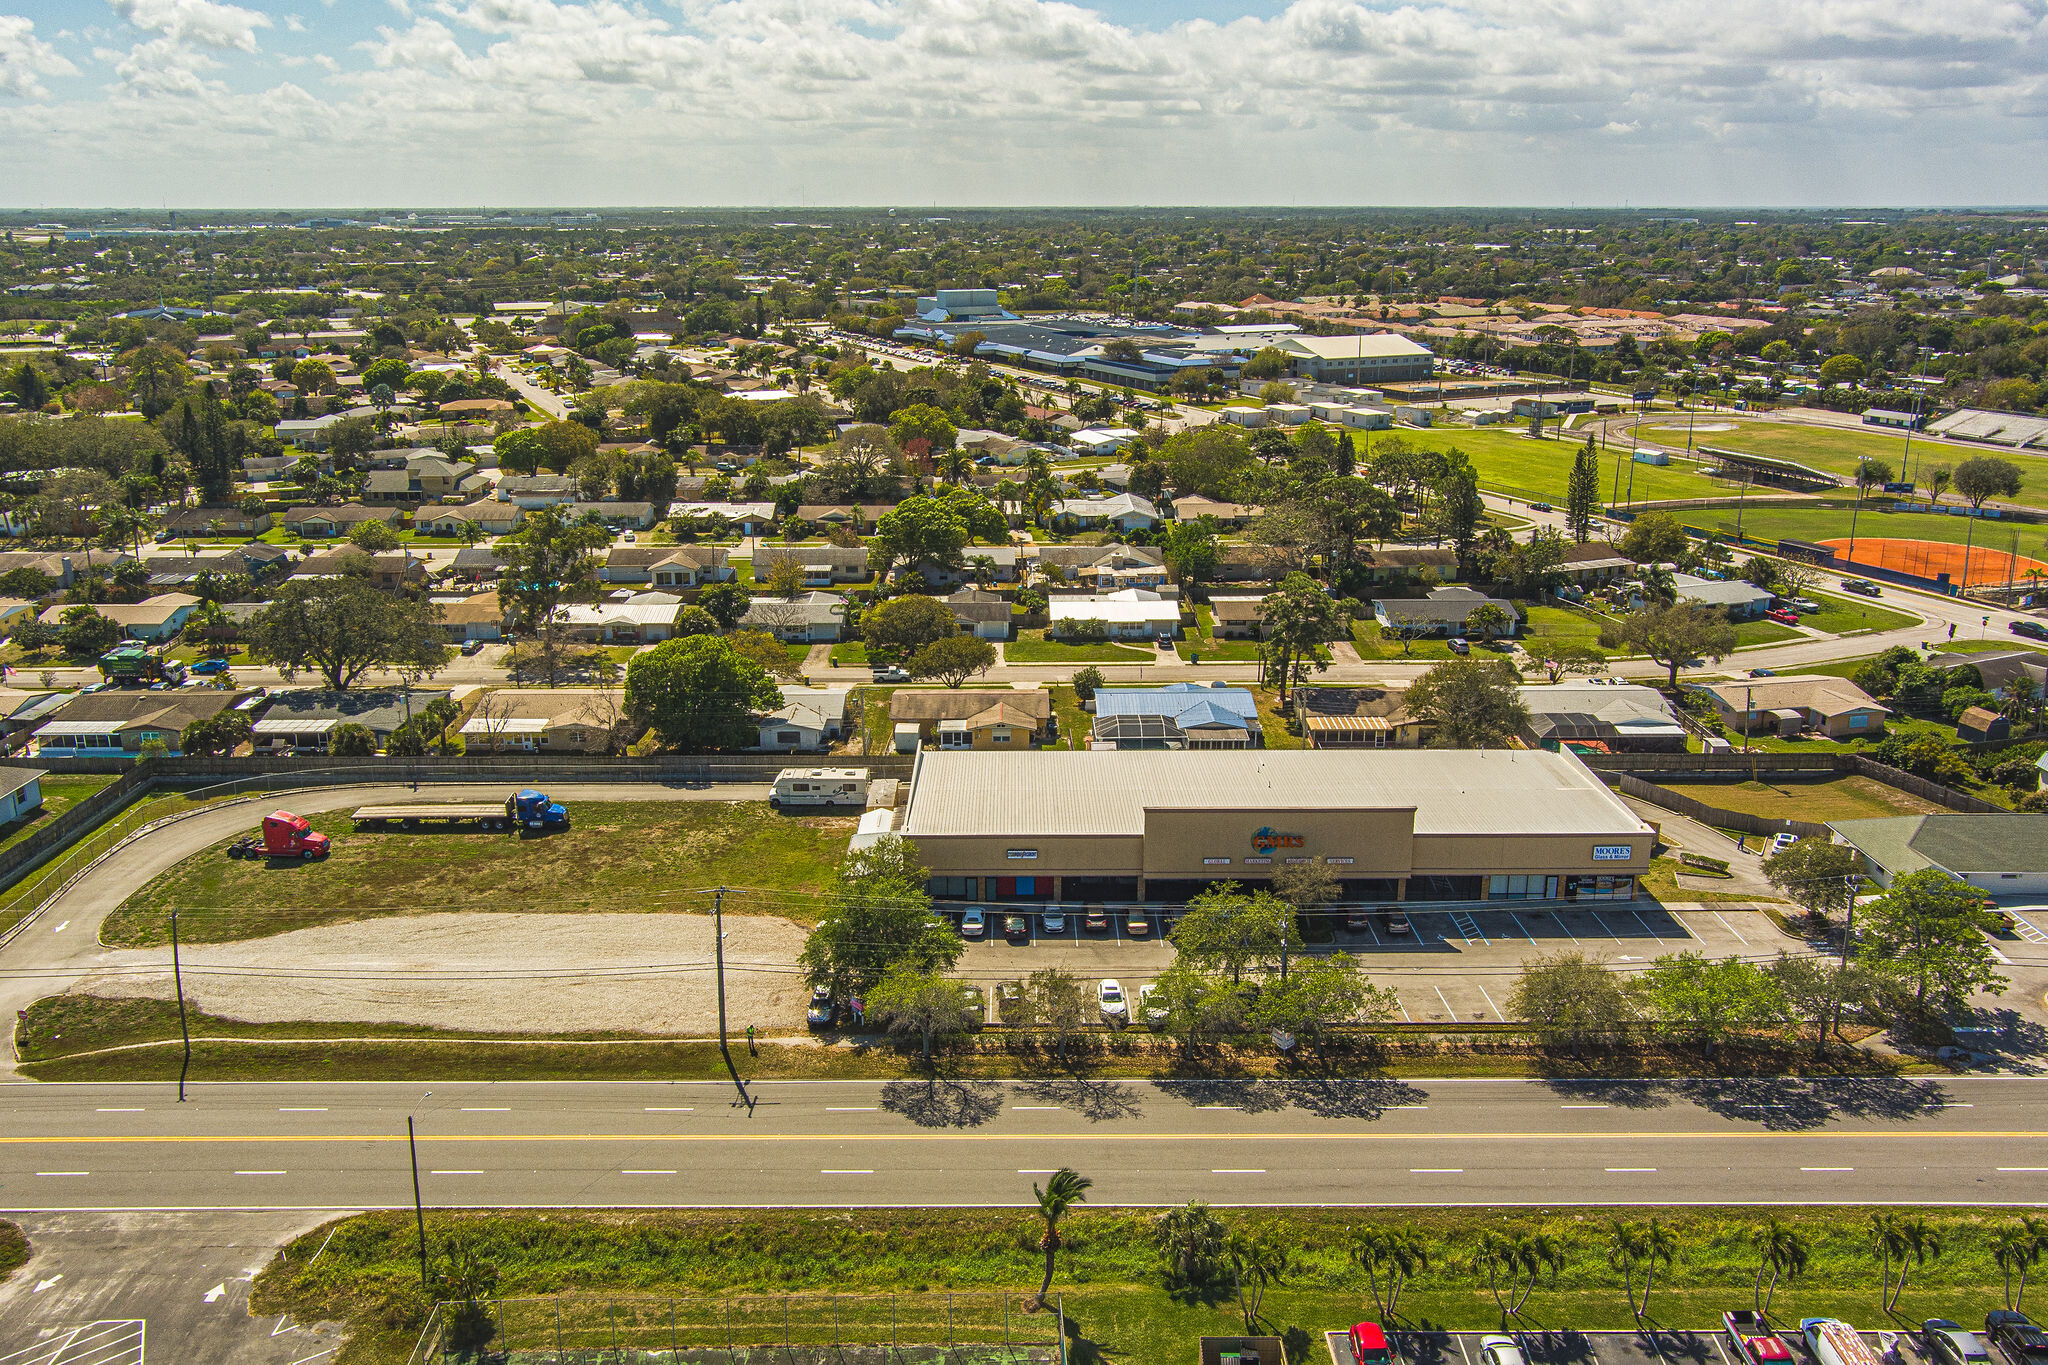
[712,887,752,1110]
[408,1112,429,1291]
[171,908,191,1103]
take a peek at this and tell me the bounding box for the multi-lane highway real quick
[4,1075,2046,1212]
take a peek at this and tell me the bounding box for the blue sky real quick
[2,0,2045,209]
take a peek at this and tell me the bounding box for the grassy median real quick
[0,1220,27,1284]
[19,994,1925,1085]
[104,801,854,946]
[256,1206,2037,1365]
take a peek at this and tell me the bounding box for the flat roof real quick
[900,749,1650,840]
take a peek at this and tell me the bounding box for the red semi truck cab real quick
[262,811,330,859]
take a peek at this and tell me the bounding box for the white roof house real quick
[1048,588,1181,637]
[1052,493,1160,530]
[1068,426,1140,456]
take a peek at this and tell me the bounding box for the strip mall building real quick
[882,749,1654,905]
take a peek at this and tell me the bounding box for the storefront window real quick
[1487,875,1560,900]
[1566,874,1636,901]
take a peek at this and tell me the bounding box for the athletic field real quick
[1820,536,2048,588]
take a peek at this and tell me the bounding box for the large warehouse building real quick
[882,749,1653,905]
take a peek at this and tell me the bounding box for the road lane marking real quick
[51,921,68,933]
[1802,1166,1854,1172]
[35,1171,89,1176]
[825,1107,876,1112]
[430,1170,485,1175]
[1412,1168,1463,1174]
[822,1169,874,1174]
[1561,1104,1610,1109]
[1997,1167,2048,1172]
[621,1169,676,1175]
[9,1128,2048,1145]
[1606,1168,1658,1173]
[95,1108,144,1113]
[1011,1106,1062,1111]
[1212,1169,1266,1174]
[236,1170,287,1175]
[644,1107,694,1112]
[461,1107,510,1112]
[279,1108,327,1113]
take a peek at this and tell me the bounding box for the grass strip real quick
[254,1206,2043,1365]
[0,1220,27,1283]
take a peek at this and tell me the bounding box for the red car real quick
[1766,608,1800,624]
[1350,1323,1393,1365]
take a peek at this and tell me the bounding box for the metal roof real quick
[901,749,1651,840]
[1829,814,2048,878]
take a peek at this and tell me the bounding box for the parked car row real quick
[1335,1313,2048,1365]
[947,904,1157,942]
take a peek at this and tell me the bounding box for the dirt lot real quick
[79,911,812,1036]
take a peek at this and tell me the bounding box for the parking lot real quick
[942,900,1778,1025]
[1324,1328,1904,1365]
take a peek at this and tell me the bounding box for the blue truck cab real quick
[506,788,569,833]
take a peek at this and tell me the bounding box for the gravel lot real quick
[79,911,811,1035]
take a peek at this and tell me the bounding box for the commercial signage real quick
[1252,826,1305,853]
[1592,844,1633,862]
[1203,857,1232,866]
[1006,849,1038,860]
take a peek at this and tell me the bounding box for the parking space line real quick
[35,1171,89,1176]
[1589,910,1623,941]
[1475,983,1503,1020]
[1457,1331,1476,1365]
[1710,909,1752,947]
[1629,909,1666,942]
[1396,994,1413,1022]
[1712,1335,1735,1365]
[1432,986,1457,1021]
[1509,912,1537,944]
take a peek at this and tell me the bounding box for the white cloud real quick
[3,0,2047,204]
[0,15,79,99]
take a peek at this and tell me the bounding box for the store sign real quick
[1203,857,1232,866]
[1592,844,1633,862]
[1006,849,1038,860]
[1252,826,1305,853]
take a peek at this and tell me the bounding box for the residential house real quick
[754,686,854,752]
[0,551,86,589]
[1210,597,1267,639]
[289,548,374,581]
[37,592,201,643]
[364,469,417,505]
[163,505,272,536]
[445,547,509,585]
[1052,493,1160,532]
[283,504,399,538]
[239,454,301,484]
[459,688,627,753]
[1091,684,1261,749]
[889,689,1052,749]
[945,588,1012,641]
[1032,544,1165,586]
[32,691,249,759]
[1665,572,1775,620]
[1695,676,1890,739]
[601,546,734,587]
[1519,683,1688,753]
[555,600,682,644]
[669,501,777,535]
[0,766,42,824]
[420,501,524,536]
[0,598,39,634]
[251,689,452,753]
[0,691,68,750]
[1827,813,2048,893]
[1927,650,2048,703]
[753,544,871,586]
[740,592,846,643]
[562,501,657,530]
[1049,588,1183,640]
[434,591,504,642]
[439,398,516,420]
[367,553,430,591]
[142,545,289,590]
[1352,546,1461,587]
[1210,545,1290,586]
[276,414,345,450]
[496,475,581,508]
[1170,496,1259,527]
[1557,542,1635,588]
[1372,586,1518,638]
[794,504,894,533]
[1294,686,1423,748]
[1067,426,1138,456]
[915,547,1021,588]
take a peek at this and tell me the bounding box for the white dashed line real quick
[236,1170,287,1176]
[430,1170,486,1175]
[35,1171,89,1177]
[279,1107,327,1113]
[621,1169,677,1175]
[821,1169,874,1175]
[1561,1104,1610,1109]
[95,1107,144,1113]
[1411,1168,1463,1174]
[644,1107,694,1112]
[1606,1168,1658,1173]
[1212,1169,1266,1174]
[1802,1167,1854,1172]
[460,1107,511,1112]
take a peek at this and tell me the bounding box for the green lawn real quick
[0,775,119,854]
[1384,426,1736,506]
[104,801,856,946]
[1647,417,2048,511]
[1006,630,1154,664]
[1655,776,1943,823]
[249,1206,2045,1365]
[1936,636,2048,656]
[1173,604,1262,661]
[1788,590,1921,637]
[1731,619,1803,646]
[830,640,871,667]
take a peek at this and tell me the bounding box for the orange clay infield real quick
[1821,537,2048,588]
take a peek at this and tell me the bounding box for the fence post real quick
[555,1299,562,1358]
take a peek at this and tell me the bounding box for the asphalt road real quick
[0,781,770,1074]
[3,1074,2044,1212]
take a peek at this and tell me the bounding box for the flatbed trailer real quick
[352,803,517,831]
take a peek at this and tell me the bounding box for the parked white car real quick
[960,907,987,939]
[1098,978,1128,1023]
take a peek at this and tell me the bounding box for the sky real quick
[1,0,2045,210]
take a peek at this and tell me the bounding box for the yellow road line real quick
[3,1130,2045,1145]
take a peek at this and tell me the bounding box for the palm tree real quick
[1031,1168,1091,1309]
[936,446,972,485]
[1228,1230,1289,1333]
[1895,1216,1944,1311]
[1992,1222,2043,1312]
[1635,1219,1677,1323]
[1155,1200,1228,1292]
[1751,1217,1809,1318]
[1353,1226,1429,1322]
[969,555,998,590]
